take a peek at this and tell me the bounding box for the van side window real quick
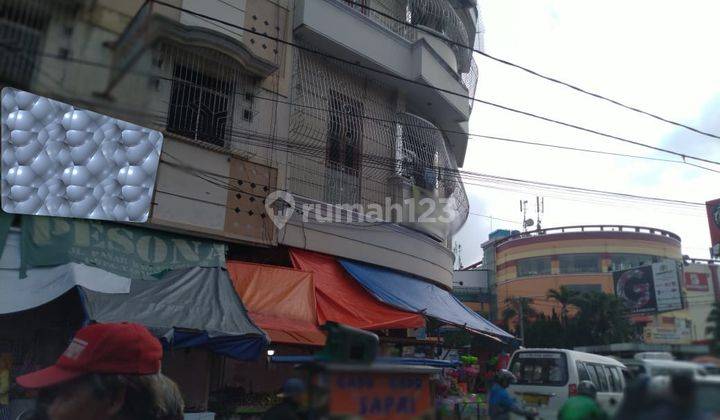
[586,363,599,388]
[576,361,590,381]
[590,364,609,392]
[603,365,618,392]
[610,367,624,391]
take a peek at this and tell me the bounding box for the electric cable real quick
[341,0,720,142]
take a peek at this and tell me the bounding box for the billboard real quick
[1,87,163,222]
[613,261,683,314]
[707,198,720,256]
[685,272,710,292]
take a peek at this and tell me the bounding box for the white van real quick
[623,357,707,379]
[507,349,626,419]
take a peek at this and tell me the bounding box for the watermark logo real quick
[265,190,458,229]
[265,190,296,229]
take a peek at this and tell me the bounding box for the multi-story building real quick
[2,0,478,287]
[480,225,720,347]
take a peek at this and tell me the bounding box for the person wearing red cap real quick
[16,322,184,420]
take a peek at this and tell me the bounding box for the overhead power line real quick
[342,0,720,142]
[147,0,720,168]
[6,44,718,175]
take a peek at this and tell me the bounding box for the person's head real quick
[494,369,516,388]
[578,380,597,400]
[0,353,11,370]
[16,322,184,420]
[670,373,695,408]
[280,378,306,405]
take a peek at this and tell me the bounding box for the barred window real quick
[0,0,50,88]
[325,90,362,204]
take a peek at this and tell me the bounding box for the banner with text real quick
[613,261,683,314]
[21,216,226,279]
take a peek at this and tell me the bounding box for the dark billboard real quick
[613,262,683,314]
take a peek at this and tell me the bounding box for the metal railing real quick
[461,57,478,108]
[496,225,682,247]
[337,0,472,72]
[396,112,469,230]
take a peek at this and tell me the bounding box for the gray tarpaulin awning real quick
[82,266,268,360]
[0,232,131,314]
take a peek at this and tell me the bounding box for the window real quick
[325,90,363,204]
[586,362,599,387]
[397,121,439,191]
[167,63,236,147]
[509,352,568,386]
[0,1,50,87]
[559,254,600,274]
[610,367,624,392]
[589,364,609,392]
[609,254,659,271]
[603,366,617,392]
[566,284,602,294]
[516,257,552,277]
[576,361,590,382]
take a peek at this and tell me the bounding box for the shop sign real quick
[329,372,432,419]
[685,272,710,292]
[21,216,225,278]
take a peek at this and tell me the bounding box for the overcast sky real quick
[455,0,720,267]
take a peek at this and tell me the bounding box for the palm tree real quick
[706,302,720,356]
[547,286,581,328]
[502,297,538,339]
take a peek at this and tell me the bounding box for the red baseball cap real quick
[17,322,162,389]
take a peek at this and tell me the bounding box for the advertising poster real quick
[685,272,710,292]
[613,261,682,314]
[707,198,720,254]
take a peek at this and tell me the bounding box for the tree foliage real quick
[522,291,634,348]
[707,302,720,356]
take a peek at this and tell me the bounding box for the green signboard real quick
[21,216,226,279]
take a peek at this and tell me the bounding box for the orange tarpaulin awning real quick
[227,261,326,346]
[290,249,425,330]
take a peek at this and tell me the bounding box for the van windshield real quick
[509,352,568,386]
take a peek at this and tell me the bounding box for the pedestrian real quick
[488,369,536,420]
[557,381,607,420]
[262,378,307,420]
[15,322,184,420]
[0,353,11,420]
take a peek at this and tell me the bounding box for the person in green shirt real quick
[558,381,608,420]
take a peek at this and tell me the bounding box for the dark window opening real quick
[516,257,552,277]
[325,90,363,204]
[167,64,235,147]
[559,254,601,274]
[0,1,50,88]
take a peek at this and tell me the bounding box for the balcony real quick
[293,0,475,164]
[392,112,469,238]
[108,1,277,92]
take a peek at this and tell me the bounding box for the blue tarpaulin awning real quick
[339,259,513,340]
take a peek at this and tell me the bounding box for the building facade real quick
[0,0,479,287]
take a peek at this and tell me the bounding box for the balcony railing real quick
[496,225,682,247]
[338,0,473,73]
[461,57,478,108]
[396,112,469,233]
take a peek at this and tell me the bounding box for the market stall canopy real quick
[0,231,130,314]
[227,261,326,346]
[82,266,266,360]
[289,249,424,330]
[339,259,513,340]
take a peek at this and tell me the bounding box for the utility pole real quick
[511,296,529,344]
[518,297,525,345]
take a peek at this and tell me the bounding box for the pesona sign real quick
[20,216,225,278]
